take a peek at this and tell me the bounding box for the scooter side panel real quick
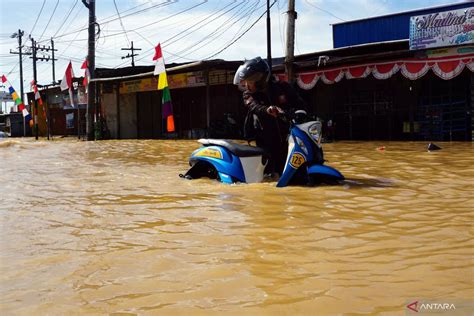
[190,146,246,182]
[277,130,308,187]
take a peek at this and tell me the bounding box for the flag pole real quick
[71,89,79,139]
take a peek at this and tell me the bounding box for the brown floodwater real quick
[0,138,472,315]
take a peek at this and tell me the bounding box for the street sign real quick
[0,91,13,102]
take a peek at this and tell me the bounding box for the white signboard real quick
[0,91,13,102]
[410,7,474,50]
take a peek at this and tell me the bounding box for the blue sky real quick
[0,0,467,106]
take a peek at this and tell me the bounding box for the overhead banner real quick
[119,71,208,94]
[289,55,474,90]
[410,7,474,50]
[119,77,158,94]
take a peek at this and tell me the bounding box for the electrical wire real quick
[170,0,262,61]
[110,1,210,68]
[305,0,346,22]
[36,2,86,45]
[100,1,207,40]
[46,0,175,42]
[214,1,263,50]
[29,0,47,36]
[52,0,79,38]
[37,0,60,42]
[113,0,266,67]
[4,0,46,80]
[125,0,256,65]
[204,0,277,60]
[103,0,175,24]
[277,0,286,54]
[112,0,131,47]
[163,1,243,47]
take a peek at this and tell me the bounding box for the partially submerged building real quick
[277,2,473,141]
[95,60,242,139]
[28,2,473,141]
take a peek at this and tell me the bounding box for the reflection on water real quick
[0,138,473,314]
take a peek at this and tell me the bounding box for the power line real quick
[36,2,86,45]
[114,0,266,66]
[163,1,243,47]
[52,0,79,38]
[216,1,263,49]
[205,0,277,60]
[121,1,255,65]
[170,0,262,61]
[305,0,346,22]
[37,0,60,42]
[277,0,287,54]
[111,1,210,68]
[113,0,131,47]
[100,1,207,40]
[103,0,176,25]
[4,1,46,80]
[40,0,176,43]
[30,0,47,36]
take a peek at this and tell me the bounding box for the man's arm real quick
[243,91,268,114]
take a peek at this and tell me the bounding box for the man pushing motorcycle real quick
[233,56,307,176]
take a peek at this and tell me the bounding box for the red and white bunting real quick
[294,55,474,90]
[296,73,320,90]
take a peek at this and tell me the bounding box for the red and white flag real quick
[60,61,74,91]
[60,61,75,107]
[30,80,43,106]
[81,58,90,93]
[153,43,165,75]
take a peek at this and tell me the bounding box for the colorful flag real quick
[153,43,175,133]
[60,61,75,107]
[81,58,90,93]
[1,74,32,124]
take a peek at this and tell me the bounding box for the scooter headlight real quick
[295,136,308,155]
[308,123,321,143]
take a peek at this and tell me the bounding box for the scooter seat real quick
[198,139,267,157]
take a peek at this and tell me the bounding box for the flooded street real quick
[0,138,473,315]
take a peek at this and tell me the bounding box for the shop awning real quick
[279,54,474,90]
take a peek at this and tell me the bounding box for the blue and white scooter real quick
[181,111,344,187]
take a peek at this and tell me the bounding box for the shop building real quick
[27,2,473,141]
[280,2,473,141]
[26,81,87,137]
[96,60,243,139]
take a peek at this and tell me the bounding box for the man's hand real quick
[267,106,284,117]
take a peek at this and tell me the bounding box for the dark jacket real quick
[242,80,306,174]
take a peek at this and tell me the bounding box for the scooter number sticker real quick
[195,147,223,159]
[289,152,305,169]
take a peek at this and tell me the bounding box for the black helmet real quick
[233,57,270,90]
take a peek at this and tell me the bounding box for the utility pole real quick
[121,41,141,67]
[85,0,96,140]
[30,41,56,140]
[266,0,272,77]
[31,38,38,140]
[285,0,296,84]
[10,29,30,136]
[51,38,56,83]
